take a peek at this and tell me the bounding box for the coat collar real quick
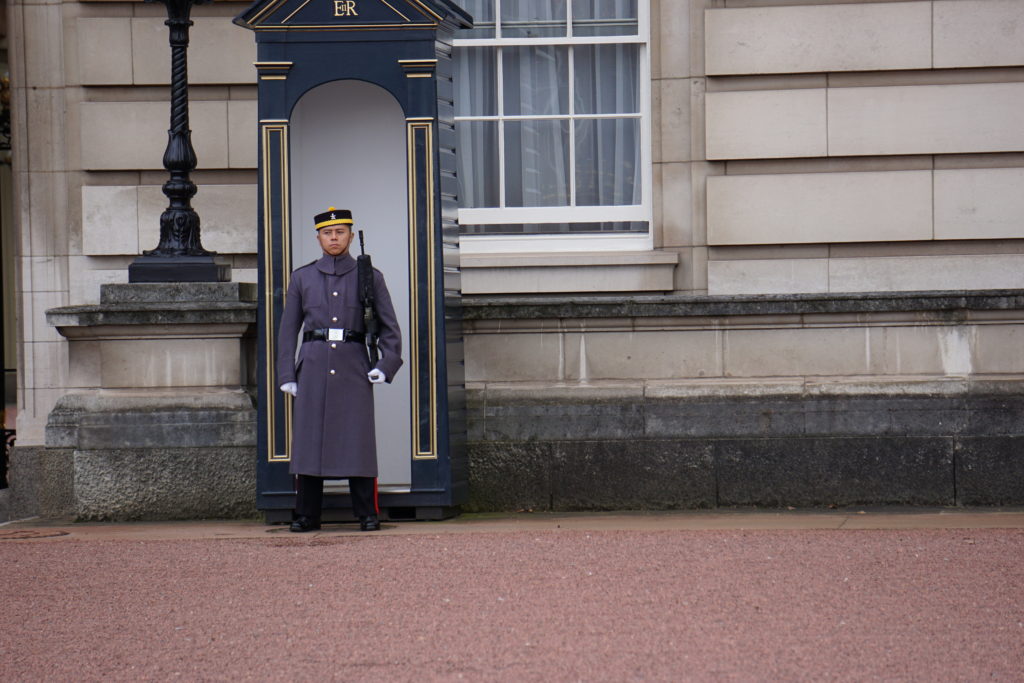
[315,252,356,276]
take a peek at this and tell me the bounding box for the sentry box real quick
[234,0,472,522]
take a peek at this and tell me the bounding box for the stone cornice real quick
[46,282,257,330]
[461,290,1024,320]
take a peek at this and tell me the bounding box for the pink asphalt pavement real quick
[2,511,1023,681]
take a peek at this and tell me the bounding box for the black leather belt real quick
[303,328,365,343]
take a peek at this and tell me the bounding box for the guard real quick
[276,208,403,532]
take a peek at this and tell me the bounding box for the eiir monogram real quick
[333,0,358,16]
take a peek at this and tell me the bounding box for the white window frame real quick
[454,1,653,254]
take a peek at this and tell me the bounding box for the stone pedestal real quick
[12,282,258,520]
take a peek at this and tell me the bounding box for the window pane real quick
[572,0,638,36]
[504,120,571,207]
[458,0,496,38]
[461,221,648,235]
[501,0,567,38]
[575,118,641,206]
[574,44,640,115]
[503,46,569,116]
[456,121,500,208]
[454,47,497,116]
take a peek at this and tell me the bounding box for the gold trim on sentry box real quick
[253,23,436,31]
[408,0,444,22]
[399,59,437,78]
[255,62,294,80]
[248,0,289,25]
[280,0,312,24]
[281,126,293,463]
[379,0,411,22]
[243,0,441,27]
[406,119,437,460]
[261,122,292,463]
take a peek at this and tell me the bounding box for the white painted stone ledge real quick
[461,251,679,294]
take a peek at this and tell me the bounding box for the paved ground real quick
[2,509,1023,681]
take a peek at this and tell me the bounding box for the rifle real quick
[357,231,380,367]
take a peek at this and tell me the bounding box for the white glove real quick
[280,382,298,397]
[367,369,386,384]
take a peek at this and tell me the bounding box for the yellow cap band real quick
[314,217,353,229]
[313,207,354,230]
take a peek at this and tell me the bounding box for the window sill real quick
[460,250,678,294]
[458,229,652,254]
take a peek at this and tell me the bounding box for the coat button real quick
[331,316,338,322]
[332,291,338,296]
[330,343,337,349]
[330,369,336,375]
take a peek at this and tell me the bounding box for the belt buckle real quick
[328,328,344,341]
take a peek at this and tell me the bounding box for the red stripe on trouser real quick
[373,478,379,515]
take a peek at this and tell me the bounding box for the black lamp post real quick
[129,0,228,283]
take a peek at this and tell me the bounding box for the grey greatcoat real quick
[276,252,403,477]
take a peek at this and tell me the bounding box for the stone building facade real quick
[4,0,1023,518]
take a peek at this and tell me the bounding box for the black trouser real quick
[294,474,378,520]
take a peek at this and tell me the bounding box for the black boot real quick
[290,516,321,532]
[359,515,380,532]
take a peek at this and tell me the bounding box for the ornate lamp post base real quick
[129,255,230,283]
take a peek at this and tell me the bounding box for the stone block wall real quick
[466,393,1024,511]
[700,0,1024,295]
[8,0,258,445]
[12,0,1024,441]
[462,293,1024,510]
[6,0,1024,516]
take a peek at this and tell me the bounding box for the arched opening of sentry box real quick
[290,79,412,493]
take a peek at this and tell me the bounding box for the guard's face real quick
[317,224,354,256]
